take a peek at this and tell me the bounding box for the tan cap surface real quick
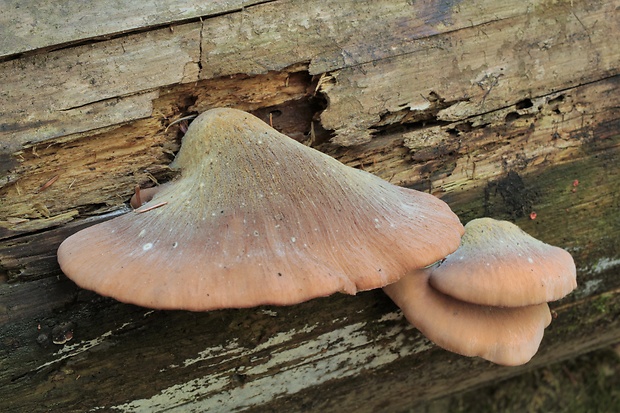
[429,218,577,307]
[58,108,464,310]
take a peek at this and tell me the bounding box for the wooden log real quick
[5,0,591,151]
[0,0,267,57]
[0,69,313,238]
[319,0,620,145]
[1,270,619,412]
[0,0,619,411]
[1,100,618,411]
[0,24,200,152]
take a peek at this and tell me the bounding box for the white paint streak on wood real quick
[36,322,132,371]
[180,340,241,369]
[109,311,429,412]
[590,257,620,275]
[179,323,320,369]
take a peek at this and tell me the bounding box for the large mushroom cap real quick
[384,268,552,366]
[58,108,464,311]
[428,217,577,307]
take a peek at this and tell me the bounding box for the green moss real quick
[593,295,611,314]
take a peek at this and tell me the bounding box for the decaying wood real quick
[328,77,619,194]
[0,23,201,152]
[319,0,619,145]
[2,282,619,413]
[1,0,619,411]
[0,69,313,239]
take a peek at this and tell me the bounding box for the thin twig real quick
[37,175,59,193]
[165,115,198,132]
[135,202,168,214]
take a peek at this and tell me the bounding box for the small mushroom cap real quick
[383,268,552,366]
[428,218,577,307]
[58,108,464,311]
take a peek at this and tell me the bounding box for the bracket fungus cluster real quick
[58,109,576,366]
[58,108,464,311]
[384,218,577,366]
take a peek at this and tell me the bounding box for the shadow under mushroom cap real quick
[58,108,464,311]
[384,268,552,366]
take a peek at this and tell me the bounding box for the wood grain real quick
[0,0,619,411]
[319,0,620,145]
[0,24,200,152]
[0,0,267,58]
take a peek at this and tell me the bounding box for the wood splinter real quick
[135,202,168,214]
[165,115,198,133]
[37,175,60,193]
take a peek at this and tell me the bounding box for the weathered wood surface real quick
[1,0,619,412]
[0,0,269,58]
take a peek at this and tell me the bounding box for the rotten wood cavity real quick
[1,0,619,411]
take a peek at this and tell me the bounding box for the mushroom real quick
[428,218,577,307]
[58,108,464,311]
[383,268,552,366]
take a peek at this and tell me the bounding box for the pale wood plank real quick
[199,0,537,78]
[3,0,612,154]
[0,0,267,58]
[0,92,158,154]
[0,23,200,151]
[0,0,531,154]
[319,0,620,145]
